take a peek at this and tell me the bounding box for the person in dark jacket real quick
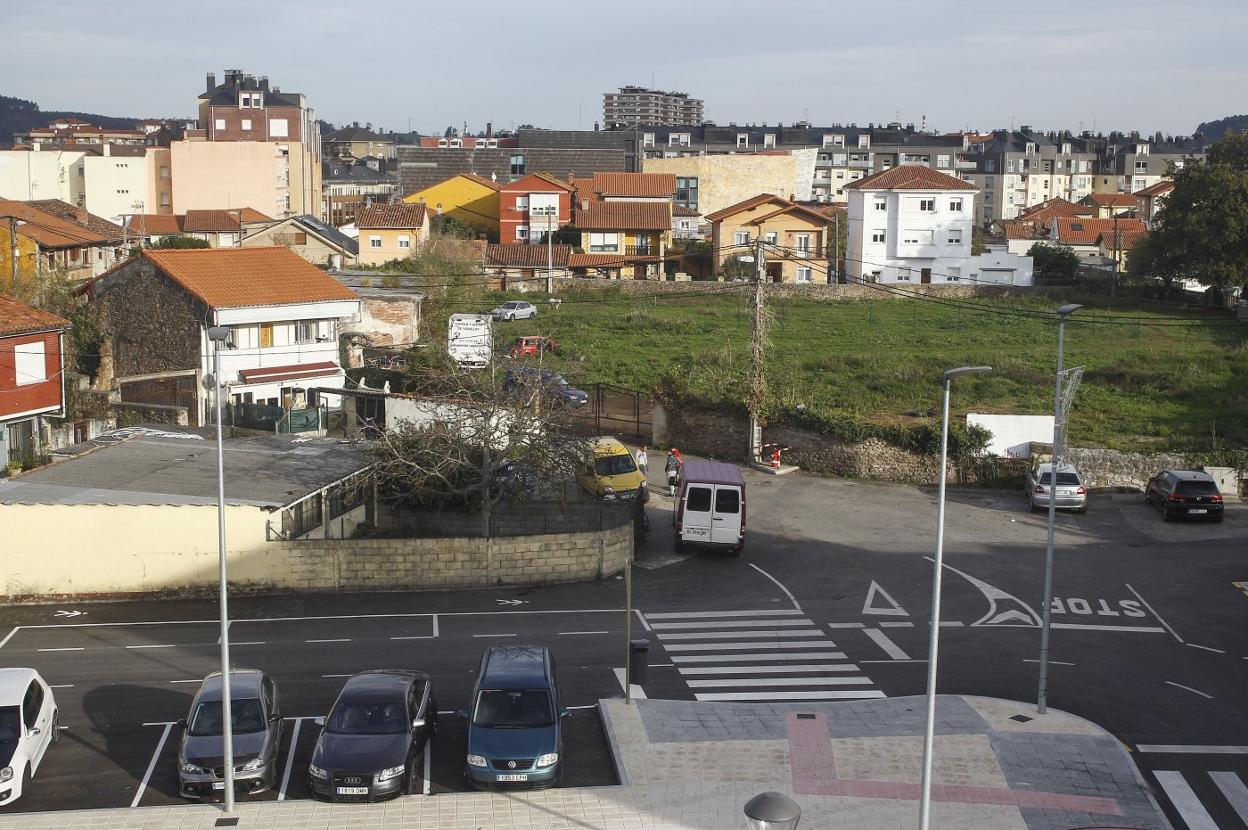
[665,449,682,496]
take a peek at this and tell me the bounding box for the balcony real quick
[624,245,656,256]
[955,159,978,170]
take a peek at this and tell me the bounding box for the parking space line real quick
[432,614,439,638]
[321,674,352,678]
[1125,583,1183,643]
[559,631,608,636]
[422,739,431,796]
[277,717,304,801]
[232,641,266,646]
[1050,623,1165,633]
[1186,643,1226,654]
[169,679,202,684]
[50,684,74,688]
[1137,745,1248,754]
[131,722,173,808]
[38,647,85,652]
[126,644,176,649]
[1165,681,1213,699]
[472,633,516,638]
[863,628,910,661]
[306,638,350,643]
[390,636,436,640]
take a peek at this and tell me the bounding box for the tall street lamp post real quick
[1037,303,1081,714]
[918,365,991,830]
[206,325,236,812]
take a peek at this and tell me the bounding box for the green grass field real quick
[482,287,1248,452]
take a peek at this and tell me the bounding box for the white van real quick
[673,460,746,556]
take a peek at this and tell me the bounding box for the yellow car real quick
[579,438,648,502]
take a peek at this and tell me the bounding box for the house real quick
[573,201,673,279]
[999,220,1046,256]
[500,173,574,244]
[1049,217,1147,269]
[706,194,832,283]
[574,172,677,202]
[83,246,360,426]
[404,173,501,236]
[322,157,399,226]
[0,296,68,467]
[673,204,704,239]
[124,214,187,246]
[844,165,977,284]
[643,153,811,217]
[1134,180,1174,229]
[356,203,430,266]
[242,214,359,266]
[483,243,572,289]
[324,126,396,161]
[1080,193,1137,219]
[0,199,127,279]
[123,208,273,248]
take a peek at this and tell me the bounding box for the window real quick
[733,231,750,245]
[259,324,274,349]
[269,118,288,138]
[675,176,698,210]
[294,231,308,245]
[1025,142,1036,154]
[509,154,525,175]
[793,233,811,252]
[796,267,812,283]
[833,153,847,166]
[214,118,226,131]
[896,271,911,281]
[918,198,936,212]
[1134,177,1147,191]
[1137,144,1150,156]
[515,195,529,212]
[869,270,882,282]
[858,135,870,149]
[736,133,749,148]
[14,341,46,385]
[836,171,844,179]
[642,133,655,147]
[1135,160,1148,173]
[449,138,462,148]
[984,176,995,189]
[937,154,950,168]
[239,93,250,108]
[686,486,712,513]
[669,133,690,147]
[589,232,618,252]
[369,235,382,248]
[295,320,317,344]
[823,134,844,148]
[714,487,740,513]
[22,681,43,730]
[947,266,961,281]
[764,232,778,245]
[228,325,259,349]
[871,229,886,243]
[874,198,887,212]
[241,118,252,131]
[947,229,963,244]
[763,134,776,148]
[159,165,169,180]
[160,193,170,206]
[902,229,933,245]
[398,234,411,249]
[516,227,529,240]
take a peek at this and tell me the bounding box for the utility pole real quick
[546,207,555,294]
[748,237,766,463]
[1111,212,1120,298]
[832,211,841,284]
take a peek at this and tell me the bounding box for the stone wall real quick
[91,258,204,380]
[1066,446,1191,491]
[552,277,1044,302]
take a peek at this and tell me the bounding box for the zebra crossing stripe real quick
[650,619,818,630]
[656,630,826,640]
[644,609,805,619]
[1154,771,1219,830]
[1210,771,1248,824]
[663,641,838,652]
[678,664,861,675]
[694,690,886,701]
[671,652,847,662]
[685,677,874,688]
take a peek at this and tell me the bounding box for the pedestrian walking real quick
[636,445,649,475]
[665,448,682,497]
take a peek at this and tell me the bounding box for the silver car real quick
[177,669,283,800]
[491,301,537,321]
[1027,463,1088,512]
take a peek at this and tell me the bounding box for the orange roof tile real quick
[0,200,110,248]
[1001,221,1043,240]
[1017,198,1089,222]
[575,201,671,231]
[357,203,428,229]
[183,210,242,233]
[125,214,185,235]
[1084,193,1136,207]
[484,244,572,269]
[235,207,274,223]
[673,205,701,217]
[568,252,663,268]
[1133,180,1174,198]
[747,203,834,227]
[458,172,503,192]
[589,172,677,198]
[703,194,789,223]
[0,295,69,337]
[843,164,977,191]
[1052,217,1147,247]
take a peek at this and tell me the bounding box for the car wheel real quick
[1077,506,1087,514]
[51,710,60,743]
[20,765,30,800]
[729,544,743,558]
[507,313,515,321]
[1162,511,1173,522]
[674,535,684,553]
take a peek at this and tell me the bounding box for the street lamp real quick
[743,791,802,830]
[206,324,236,813]
[918,365,991,830]
[1037,303,1081,715]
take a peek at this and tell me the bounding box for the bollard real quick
[628,639,650,689]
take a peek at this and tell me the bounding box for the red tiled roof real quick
[748,204,834,227]
[1017,198,1089,222]
[183,210,242,233]
[673,205,701,217]
[844,164,977,191]
[1133,180,1174,198]
[1052,217,1147,247]
[0,200,110,248]
[238,361,341,385]
[26,199,125,240]
[1001,221,1043,241]
[703,194,789,223]
[589,172,676,198]
[113,247,360,309]
[357,203,428,229]
[459,172,503,191]
[235,207,274,223]
[0,295,69,337]
[125,214,185,236]
[502,172,575,193]
[484,243,572,269]
[568,253,657,269]
[575,201,671,231]
[1084,193,1136,207]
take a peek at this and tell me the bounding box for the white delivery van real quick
[673,459,746,556]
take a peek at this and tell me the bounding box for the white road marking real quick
[633,610,652,632]
[432,614,439,638]
[473,633,517,638]
[0,626,19,650]
[678,664,861,675]
[648,663,675,667]
[321,674,353,678]
[277,717,304,801]
[694,690,886,701]
[862,581,909,616]
[650,619,816,630]
[863,628,910,661]
[663,641,838,652]
[566,704,597,710]
[1023,659,1075,666]
[672,652,846,663]
[657,630,824,641]
[169,679,202,684]
[826,622,866,628]
[1136,745,1248,754]
[1051,623,1165,633]
[1210,771,1248,824]
[939,621,964,627]
[685,676,873,687]
[860,659,928,663]
[390,635,436,640]
[50,684,74,689]
[1165,681,1213,699]
[612,667,647,699]
[125,644,175,649]
[879,621,915,628]
[422,738,431,797]
[231,641,266,646]
[306,638,351,643]
[1154,770,1219,830]
[38,647,85,652]
[141,721,176,727]
[558,631,609,636]
[1186,643,1226,654]
[131,722,173,807]
[1125,583,1183,643]
[747,563,802,611]
[644,609,804,620]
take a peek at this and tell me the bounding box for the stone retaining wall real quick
[554,277,1049,302]
[1066,446,1191,491]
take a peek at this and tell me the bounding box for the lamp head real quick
[1057,303,1082,316]
[943,365,992,382]
[207,326,230,343]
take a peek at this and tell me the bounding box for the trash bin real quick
[628,639,650,688]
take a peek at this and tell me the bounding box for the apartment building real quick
[500,173,574,244]
[603,86,704,127]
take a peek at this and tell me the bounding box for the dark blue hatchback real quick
[461,646,568,790]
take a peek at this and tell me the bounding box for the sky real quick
[3,0,1244,137]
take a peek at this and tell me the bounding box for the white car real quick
[490,301,537,321]
[0,668,58,805]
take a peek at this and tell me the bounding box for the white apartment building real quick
[845,165,978,284]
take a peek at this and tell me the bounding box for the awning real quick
[236,361,342,386]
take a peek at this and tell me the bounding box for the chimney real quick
[206,72,216,93]
[75,206,88,225]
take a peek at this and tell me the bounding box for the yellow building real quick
[356,203,430,266]
[404,173,501,236]
[571,201,672,279]
[706,194,833,283]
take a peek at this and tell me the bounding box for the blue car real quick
[461,646,569,790]
[503,368,589,408]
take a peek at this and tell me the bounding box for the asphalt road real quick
[3,468,1247,828]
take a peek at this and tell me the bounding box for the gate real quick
[574,383,653,441]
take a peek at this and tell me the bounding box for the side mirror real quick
[269,713,283,723]
[412,718,426,730]
[176,718,188,729]
[313,716,325,728]
[456,709,468,720]
[559,709,572,719]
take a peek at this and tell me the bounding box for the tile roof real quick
[125,214,184,236]
[357,202,428,229]
[26,199,125,240]
[575,201,672,231]
[1133,180,1174,198]
[703,194,789,223]
[458,172,503,191]
[1000,220,1043,241]
[1084,193,1137,207]
[101,247,360,309]
[235,207,274,223]
[748,203,835,227]
[588,172,677,198]
[569,252,657,269]
[1017,198,1089,222]
[183,210,242,233]
[1052,217,1147,247]
[0,200,110,248]
[484,243,572,269]
[844,164,977,191]
[502,172,576,193]
[0,295,69,337]
[672,205,701,217]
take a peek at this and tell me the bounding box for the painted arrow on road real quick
[54,610,85,618]
[496,599,529,606]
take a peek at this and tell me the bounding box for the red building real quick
[499,173,574,244]
[0,296,69,467]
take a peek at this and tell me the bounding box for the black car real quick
[1145,469,1225,522]
[308,670,437,801]
[503,368,589,408]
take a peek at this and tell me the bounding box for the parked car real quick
[308,670,437,802]
[491,301,537,321]
[1145,469,1225,522]
[503,367,589,408]
[578,437,648,502]
[674,459,747,556]
[1026,463,1088,513]
[177,669,283,800]
[461,646,568,790]
[0,668,58,806]
[510,335,559,358]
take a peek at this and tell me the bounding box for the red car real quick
[510,335,559,358]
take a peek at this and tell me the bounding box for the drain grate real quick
[1010,714,1033,723]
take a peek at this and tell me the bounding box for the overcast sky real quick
[3,0,1242,137]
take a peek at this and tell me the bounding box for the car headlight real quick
[240,757,265,772]
[376,765,406,782]
[465,754,487,768]
[536,753,559,768]
[0,766,12,783]
[308,764,328,780]
[602,486,616,500]
[181,762,207,775]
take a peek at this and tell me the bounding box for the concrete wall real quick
[81,152,156,224]
[967,413,1054,458]
[171,141,287,218]
[643,154,802,217]
[0,149,86,204]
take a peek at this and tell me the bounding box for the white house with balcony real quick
[844,165,979,284]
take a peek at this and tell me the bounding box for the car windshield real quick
[473,690,553,728]
[188,698,266,736]
[0,706,18,744]
[1038,472,1080,486]
[1177,480,1219,496]
[326,699,408,734]
[596,454,638,477]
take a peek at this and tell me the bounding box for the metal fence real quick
[571,383,654,442]
[229,403,324,433]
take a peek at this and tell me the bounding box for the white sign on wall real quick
[967,413,1055,458]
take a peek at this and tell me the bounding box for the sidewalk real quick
[0,694,1169,830]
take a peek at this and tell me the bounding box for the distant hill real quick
[0,94,148,147]
[1196,115,1248,141]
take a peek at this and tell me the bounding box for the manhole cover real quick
[796,713,816,720]
[1010,714,1033,723]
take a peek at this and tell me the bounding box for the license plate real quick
[336,786,369,795]
[1058,489,1075,496]
[1189,508,1207,514]
[496,774,528,782]
[211,782,226,790]
[685,527,708,538]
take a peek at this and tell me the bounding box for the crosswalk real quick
[646,608,884,702]
[1150,766,1248,829]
